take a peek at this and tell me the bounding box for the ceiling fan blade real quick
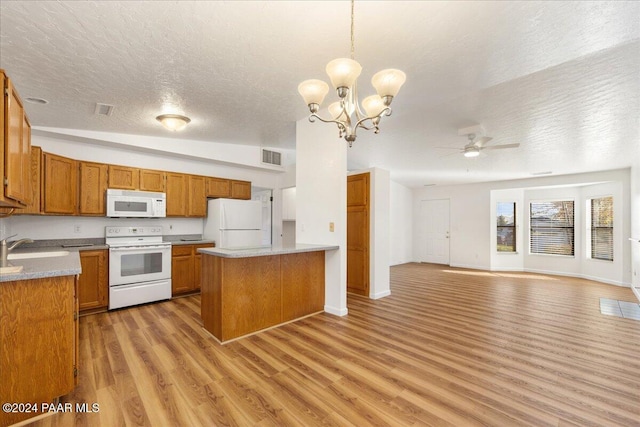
[482,143,520,150]
[474,136,493,147]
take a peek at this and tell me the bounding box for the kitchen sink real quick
[8,250,70,260]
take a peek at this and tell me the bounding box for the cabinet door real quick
[206,177,231,198]
[139,169,166,192]
[17,145,41,214]
[78,250,108,312]
[21,115,31,205]
[230,180,251,200]
[4,76,27,204]
[172,245,194,295]
[188,175,206,217]
[193,244,212,291]
[42,152,78,214]
[79,161,108,215]
[108,165,139,190]
[166,172,188,216]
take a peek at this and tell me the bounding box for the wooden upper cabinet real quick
[139,169,166,192]
[3,72,30,206]
[230,180,251,200]
[18,145,41,215]
[206,177,231,198]
[108,165,139,190]
[188,175,206,217]
[79,161,108,215]
[166,172,188,216]
[42,152,77,214]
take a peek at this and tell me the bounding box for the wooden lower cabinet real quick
[201,251,325,343]
[172,244,213,296]
[0,275,78,427]
[78,249,108,313]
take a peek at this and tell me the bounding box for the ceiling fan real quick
[440,133,520,158]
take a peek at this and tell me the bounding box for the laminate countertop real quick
[198,243,339,258]
[0,247,82,283]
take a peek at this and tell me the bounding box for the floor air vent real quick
[262,149,282,166]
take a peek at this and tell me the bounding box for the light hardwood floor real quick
[27,263,640,426]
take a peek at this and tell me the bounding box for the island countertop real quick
[198,243,338,258]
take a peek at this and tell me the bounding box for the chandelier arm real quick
[353,107,392,130]
[309,113,348,131]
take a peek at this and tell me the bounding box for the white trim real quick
[371,290,391,299]
[324,305,348,316]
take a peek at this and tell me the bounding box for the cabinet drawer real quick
[172,245,193,256]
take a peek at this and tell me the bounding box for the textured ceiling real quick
[1,1,639,187]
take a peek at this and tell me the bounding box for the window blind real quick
[530,200,574,256]
[591,196,613,261]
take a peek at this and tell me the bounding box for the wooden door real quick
[79,161,108,215]
[78,250,108,312]
[206,177,231,198]
[347,173,370,296]
[139,169,166,192]
[4,76,26,204]
[166,172,188,216]
[420,199,450,264]
[108,165,139,190]
[42,152,77,214]
[188,175,206,217]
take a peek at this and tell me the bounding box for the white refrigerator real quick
[203,199,263,248]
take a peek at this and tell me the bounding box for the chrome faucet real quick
[1,234,34,267]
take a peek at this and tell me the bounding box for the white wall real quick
[631,156,640,300]
[414,169,632,286]
[1,131,285,241]
[296,119,347,316]
[390,180,413,265]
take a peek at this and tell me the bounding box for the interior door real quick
[420,199,450,264]
[347,173,370,296]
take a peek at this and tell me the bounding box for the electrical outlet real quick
[329,222,335,232]
[74,225,81,234]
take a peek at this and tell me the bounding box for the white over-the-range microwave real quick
[106,189,166,218]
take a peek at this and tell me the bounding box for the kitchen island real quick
[198,244,338,343]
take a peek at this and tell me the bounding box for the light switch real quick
[329,222,334,232]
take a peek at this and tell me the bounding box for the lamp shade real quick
[371,69,406,98]
[328,102,347,120]
[298,79,330,106]
[156,114,190,131]
[361,95,386,117]
[325,58,362,89]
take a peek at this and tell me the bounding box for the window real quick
[530,200,574,256]
[591,196,613,261]
[497,202,516,252]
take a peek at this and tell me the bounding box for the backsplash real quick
[0,215,203,241]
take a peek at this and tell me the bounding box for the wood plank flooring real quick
[27,263,640,426]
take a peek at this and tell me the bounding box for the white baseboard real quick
[524,268,630,288]
[632,286,640,302]
[324,305,348,316]
[371,290,391,299]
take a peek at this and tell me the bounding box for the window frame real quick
[589,196,614,262]
[529,199,575,257]
[496,202,516,253]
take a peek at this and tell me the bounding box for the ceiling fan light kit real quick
[298,0,406,147]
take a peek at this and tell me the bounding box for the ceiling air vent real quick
[262,149,282,166]
[94,103,114,116]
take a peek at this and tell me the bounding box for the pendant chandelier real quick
[297,0,406,147]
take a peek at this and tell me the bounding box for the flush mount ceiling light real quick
[297,0,406,147]
[156,114,191,131]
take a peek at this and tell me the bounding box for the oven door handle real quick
[109,245,171,252]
